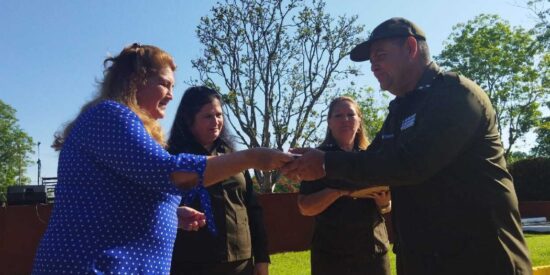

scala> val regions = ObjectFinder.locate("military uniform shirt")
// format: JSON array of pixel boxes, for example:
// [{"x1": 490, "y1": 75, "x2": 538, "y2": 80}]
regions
[
  {"x1": 324, "y1": 63, "x2": 532, "y2": 274},
  {"x1": 170, "y1": 139, "x2": 270, "y2": 268}
]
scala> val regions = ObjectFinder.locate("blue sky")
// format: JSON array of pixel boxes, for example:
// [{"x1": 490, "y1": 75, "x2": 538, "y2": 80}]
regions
[{"x1": 0, "y1": 0, "x2": 539, "y2": 183}]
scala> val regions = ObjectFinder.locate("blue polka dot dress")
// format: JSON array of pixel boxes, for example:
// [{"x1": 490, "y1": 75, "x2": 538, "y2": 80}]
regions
[{"x1": 32, "y1": 100, "x2": 207, "y2": 274}]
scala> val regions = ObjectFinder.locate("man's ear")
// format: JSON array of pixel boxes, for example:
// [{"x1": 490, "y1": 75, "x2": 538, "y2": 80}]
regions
[{"x1": 405, "y1": 36, "x2": 418, "y2": 60}]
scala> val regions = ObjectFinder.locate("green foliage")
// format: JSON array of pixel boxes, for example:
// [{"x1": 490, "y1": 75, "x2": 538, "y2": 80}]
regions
[
  {"x1": 0, "y1": 100, "x2": 34, "y2": 202},
  {"x1": 509, "y1": 157, "x2": 550, "y2": 201},
  {"x1": 532, "y1": 119, "x2": 550, "y2": 157},
  {"x1": 436, "y1": 14, "x2": 548, "y2": 160},
  {"x1": 508, "y1": 151, "x2": 532, "y2": 164},
  {"x1": 271, "y1": 175, "x2": 300, "y2": 193},
  {"x1": 531, "y1": 98, "x2": 550, "y2": 158},
  {"x1": 192, "y1": 0, "x2": 365, "y2": 192},
  {"x1": 526, "y1": 0, "x2": 549, "y2": 50}
]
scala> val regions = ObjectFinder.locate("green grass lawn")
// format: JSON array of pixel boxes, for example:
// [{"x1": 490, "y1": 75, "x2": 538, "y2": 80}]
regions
[
  {"x1": 525, "y1": 233, "x2": 550, "y2": 267},
  {"x1": 269, "y1": 233, "x2": 550, "y2": 275}
]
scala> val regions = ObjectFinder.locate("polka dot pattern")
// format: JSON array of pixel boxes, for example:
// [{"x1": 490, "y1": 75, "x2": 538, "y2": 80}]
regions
[
  {"x1": 32, "y1": 100, "x2": 206, "y2": 274},
  {"x1": 182, "y1": 183, "x2": 216, "y2": 235}
]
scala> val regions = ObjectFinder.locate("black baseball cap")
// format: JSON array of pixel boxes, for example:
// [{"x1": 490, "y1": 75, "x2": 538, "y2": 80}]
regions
[{"x1": 350, "y1": 17, "x2": 426, "y2": 62}]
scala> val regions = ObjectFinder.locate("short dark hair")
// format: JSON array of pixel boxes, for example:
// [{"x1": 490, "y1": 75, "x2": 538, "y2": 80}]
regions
[
  {"x1": 389, "y1": 36, "x2": 430, "y2": 63},
  {"x1": 167, "y1": 86, "x2": 233, "y2": 154},
  {"x1": 417, "y1": 39, "x2": 431, "y2": 62}
]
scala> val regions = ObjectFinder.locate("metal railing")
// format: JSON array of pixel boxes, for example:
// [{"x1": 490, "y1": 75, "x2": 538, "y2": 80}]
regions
[{"x1": 41, "y1": 177, "x2": 57, "y2": 203}]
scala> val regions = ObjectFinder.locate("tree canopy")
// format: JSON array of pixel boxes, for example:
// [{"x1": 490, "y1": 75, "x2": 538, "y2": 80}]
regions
[
  {"x1": 436, "y1": 14, "x2": 549, "y2": 159},
  {"x1": 527, "y1": 0, "x2": 550, "y2": 158},
  {"x1": 531, "y1": 101, "x2": 550, "y2": 157},
  {"x1": 0, "y1": 100, "x2": 34, "y2": 202}
]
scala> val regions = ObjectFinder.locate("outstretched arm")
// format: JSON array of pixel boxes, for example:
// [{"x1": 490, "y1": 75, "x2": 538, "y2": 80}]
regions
[{"x1": 171, "y1": 148, "x2": 293, "y2": 188}]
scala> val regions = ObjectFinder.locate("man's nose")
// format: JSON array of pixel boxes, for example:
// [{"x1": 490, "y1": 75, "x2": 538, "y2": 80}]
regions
[{"x1": 370, "y1": 61, "x2": 378, "y2": 72}]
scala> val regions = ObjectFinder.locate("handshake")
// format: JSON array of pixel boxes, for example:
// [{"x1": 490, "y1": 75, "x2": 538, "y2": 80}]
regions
[
  {"x1": 246, "y1": 147, "x2": 327, "y2": 182},
  {"x1": 177, "y1": 147, "x2": 327, "y2": 231}
]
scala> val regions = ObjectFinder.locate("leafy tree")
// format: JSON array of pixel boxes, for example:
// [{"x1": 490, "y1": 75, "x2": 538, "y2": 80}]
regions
[
  {"x1": 436, "y1": 14, "x2": 548, "y2": 159},
  {"x1": 526, "y1": 0, "x2": 549, "y2": 49},
  {"x1": 0, "y1": 100, "x2": 34, "y2": 202},
  {"x1": 531, "y1": 102, "x2": 550, "y2": 157},
  {"x1": 507, "y1": 151, "x2": 531, "y2": 164},
  {"x1": 192, "y1": 0, "x2": 364, "y2": 192},
  {"x1": 525, "y1": 0, "x2": 550, "y2": 158}
]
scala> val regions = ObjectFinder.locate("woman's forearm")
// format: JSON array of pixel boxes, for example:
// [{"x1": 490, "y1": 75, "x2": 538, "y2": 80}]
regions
[
  {"x1": 297, "y1": 188, "x2": 348, "y2": 216},
  {"x1": 170, "y1": 150, "x2": 253, "y2": 188},
  {"x1": 202, "y1": 150, "x2": 253, "y2": 186},
  {"x1": 171, "y1": 148, "x2": 292, "y2": 189}
]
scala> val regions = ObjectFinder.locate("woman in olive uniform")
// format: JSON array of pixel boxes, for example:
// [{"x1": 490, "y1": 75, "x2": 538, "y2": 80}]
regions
[
  {"x1": 298, "y1": 97, "x2": 391, "y2": 275},
  {"x1": 168, "y1": 86, "x2": 270, "y2": 275}
]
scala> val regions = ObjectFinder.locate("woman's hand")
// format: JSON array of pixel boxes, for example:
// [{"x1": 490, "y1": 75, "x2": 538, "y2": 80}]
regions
[
  {"x1": 250, "y1": 148, "x2": 294, "y2": 171},
  {"x1": 176, "y1": 206, "x2": 206, "y2": 231},
  {"x1": 173, "y1": 148, "x2": 293, "y2": 188}
]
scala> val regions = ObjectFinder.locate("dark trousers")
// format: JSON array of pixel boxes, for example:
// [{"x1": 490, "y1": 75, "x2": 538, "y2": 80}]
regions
[
  {"x1": 311, "y1": 249, "x2": 391, "y2": 275},
  {"x1": 170, "y1": 258, "x2": 253, "y2": 275}
]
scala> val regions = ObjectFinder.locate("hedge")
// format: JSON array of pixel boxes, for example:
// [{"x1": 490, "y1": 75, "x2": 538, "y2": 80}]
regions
[{"x1": 509, "y1": 158, "x2": 550, "y2": 201}]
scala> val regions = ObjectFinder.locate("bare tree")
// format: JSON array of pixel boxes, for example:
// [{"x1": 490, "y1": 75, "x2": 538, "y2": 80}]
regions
[{"x1": 192, "y1": 0, "x2": 364, "y2": 192}]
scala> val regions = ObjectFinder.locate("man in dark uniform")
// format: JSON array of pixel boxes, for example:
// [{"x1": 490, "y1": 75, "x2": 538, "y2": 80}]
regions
[{"x1": 282, "y1": 17, "x2": 533, "y2": 275}]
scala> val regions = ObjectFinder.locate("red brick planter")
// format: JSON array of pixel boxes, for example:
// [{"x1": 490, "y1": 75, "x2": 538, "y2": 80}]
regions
[{"x1": 1, "y1": 196, "x2": 549, "y2": 274}]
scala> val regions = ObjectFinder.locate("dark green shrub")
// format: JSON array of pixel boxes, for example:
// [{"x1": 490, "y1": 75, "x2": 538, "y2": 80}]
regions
[{"x1": 509, "y1": 157, "x2": 550, "y2": 201}]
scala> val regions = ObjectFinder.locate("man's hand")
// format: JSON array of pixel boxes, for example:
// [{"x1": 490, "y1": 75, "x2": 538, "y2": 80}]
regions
[
  {"x1": 176, "y1": 206, "x2": 206, "y2": 231},
  {"x1": 371, "y1": 190, "x2": 391, "y2": 207},
  {"x1": 280, "y1": 148, "x2": 326, "y2": 181}
]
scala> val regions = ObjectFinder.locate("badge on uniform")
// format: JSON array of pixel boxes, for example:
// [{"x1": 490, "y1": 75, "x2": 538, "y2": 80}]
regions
[{"x1": 400, "y1": 114, "x2": 416, "y2": 131}]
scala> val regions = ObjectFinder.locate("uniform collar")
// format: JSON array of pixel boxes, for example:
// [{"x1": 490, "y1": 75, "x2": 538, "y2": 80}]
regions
[
  {"x1": 388, "y1": 62, "x2": 442, "y2": 110},
  {"x1": 182, "y1": 138, "x2": 226, "y2": 156},
  {"x1": 408, "y1": 61, "x2": 441, "y2": 96},
  {"x1": 319, "y1": 143, "x2": 361, "y2": 152}
]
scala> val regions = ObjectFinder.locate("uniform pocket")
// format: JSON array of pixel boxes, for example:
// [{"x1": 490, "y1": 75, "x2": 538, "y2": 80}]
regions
[{"x1": 226, "y1": 207, "x2": 252, "y2": 260}]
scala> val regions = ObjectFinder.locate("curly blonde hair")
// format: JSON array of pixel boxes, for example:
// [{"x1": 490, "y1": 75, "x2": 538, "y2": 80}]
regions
[{"x1": 53, "y1": 43, "x2": 176, "y2": 150}]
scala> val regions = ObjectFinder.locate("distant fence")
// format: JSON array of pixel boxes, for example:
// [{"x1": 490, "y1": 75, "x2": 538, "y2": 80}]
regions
[{"x1": 0, "y1": 193, "x2": 549, "y2": 275}]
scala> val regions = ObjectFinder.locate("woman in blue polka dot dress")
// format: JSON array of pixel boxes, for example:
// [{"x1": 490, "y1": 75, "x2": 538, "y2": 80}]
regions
[{"x1": 32, "y1": 44, "x2": 292, "y2": 274}]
